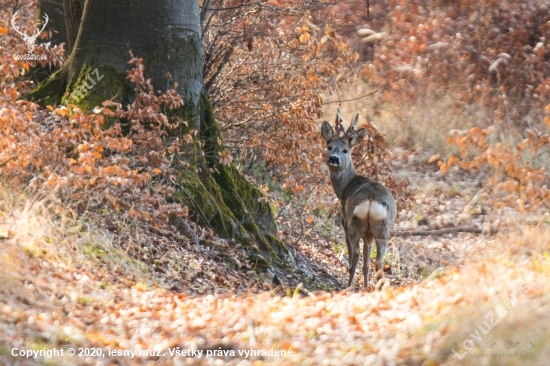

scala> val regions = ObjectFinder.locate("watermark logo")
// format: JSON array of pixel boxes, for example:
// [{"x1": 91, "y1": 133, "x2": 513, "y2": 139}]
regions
[
  {"x1": 450, "y1": 340, "x2": 536, "y2": 361},
  {"x1": 449, "y1": 292, "x2": 537, "y2": 361},
  {"x1": 451, "y1": 292, "x2": 518, "y2": 359},
  {"x1": 505, "y1": 340, "x2": 520, "y2": 349},
  {"x1": 11, "y1": 9, "x2": 48, "y2": 60}
]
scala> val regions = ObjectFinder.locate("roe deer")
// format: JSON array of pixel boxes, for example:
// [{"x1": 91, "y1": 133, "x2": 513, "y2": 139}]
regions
[{"x1": 321, "y1": 110, "x2": 397, "y2": 291}]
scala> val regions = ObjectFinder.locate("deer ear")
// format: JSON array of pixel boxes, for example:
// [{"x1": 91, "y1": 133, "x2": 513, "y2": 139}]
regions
[
  {"x1": 349, "y1": 128, "x2": 367, "y2": 147},
  {"x1": 321, "y1": 121, "x2": 334, "y2": 142}
]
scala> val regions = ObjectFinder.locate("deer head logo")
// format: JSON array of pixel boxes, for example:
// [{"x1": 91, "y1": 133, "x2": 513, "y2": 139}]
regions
[{"x1": 11, "y1": 10, "x2": 49, "y2": 53}]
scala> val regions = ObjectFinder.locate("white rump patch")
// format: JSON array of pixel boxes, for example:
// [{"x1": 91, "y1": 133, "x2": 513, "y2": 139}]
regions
[
  {"x1": 352, "y1": 200, "x2": 370, "y2": 219},
  {"x1": 352, "y1": 200, "x2": 387, "y2": 221},
  {"x1": 369, "y1": 201, "x2": 388, "y2": 221}
]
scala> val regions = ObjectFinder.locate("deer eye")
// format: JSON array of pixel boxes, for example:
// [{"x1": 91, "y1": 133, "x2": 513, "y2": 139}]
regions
[
  {"x1": 327, "y1": 146, "x2": 332, "y2": 151},
  {"x1": 343, "y1": 149, "x2": 348, "y2": 154}
]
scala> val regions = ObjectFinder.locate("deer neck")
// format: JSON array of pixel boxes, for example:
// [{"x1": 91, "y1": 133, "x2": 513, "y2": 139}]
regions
[{"x1": 329, "y1": 166, "x2": 358, "y2": 201}]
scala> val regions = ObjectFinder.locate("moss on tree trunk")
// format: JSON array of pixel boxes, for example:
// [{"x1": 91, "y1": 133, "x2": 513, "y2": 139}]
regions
[
  {"x1": 171, "y1": 92, "x2": 291, "y2": 269},
  {"x1": 26, "y1": 64, "x2": 131, "y2": 110}
]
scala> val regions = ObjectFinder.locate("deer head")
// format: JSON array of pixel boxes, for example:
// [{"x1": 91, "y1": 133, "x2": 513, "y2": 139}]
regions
[
  {"x1": 321, "y1": 110, "x2": 367, "y2": 172},
  {"x1": 11, "y1": 10, "x2": 49, "y2": 53}
]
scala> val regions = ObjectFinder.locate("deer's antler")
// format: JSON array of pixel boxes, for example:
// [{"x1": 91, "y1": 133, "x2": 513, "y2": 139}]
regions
[
  {"x1": 334, "y1": 108, "x2": 344, "y2": 136},
  {"x1": 345, "y1": 112, "x2": 360, "y2": 138}
]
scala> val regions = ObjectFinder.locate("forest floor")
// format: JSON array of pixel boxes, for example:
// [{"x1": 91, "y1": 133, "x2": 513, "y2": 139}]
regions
[{"x1": 1, "y1": 148, "x2": 549, "y2": 366}]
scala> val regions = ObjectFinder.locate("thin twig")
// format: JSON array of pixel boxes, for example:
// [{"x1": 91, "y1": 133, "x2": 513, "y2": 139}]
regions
[{"x1": 0, "y1": 155, "x2": 16, "y2": 167}]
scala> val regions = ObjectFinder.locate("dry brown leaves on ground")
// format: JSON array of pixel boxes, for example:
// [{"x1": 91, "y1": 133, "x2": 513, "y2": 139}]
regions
[{"x1": 1, "y1": 223, "x2": 549, "y2": 365}]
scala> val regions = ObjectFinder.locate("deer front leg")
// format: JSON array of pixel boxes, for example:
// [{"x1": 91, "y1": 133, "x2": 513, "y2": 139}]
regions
[
  {"x1": 362, "y1": 235, "x2": 374, "y2": 290},
  {"x1": 342, "y1": 216, "x2": 351, "y2": 265}
]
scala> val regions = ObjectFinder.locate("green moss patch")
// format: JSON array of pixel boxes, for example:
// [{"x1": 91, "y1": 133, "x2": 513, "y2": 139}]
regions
[
  {"x1": 24, "y1": 67, "x2": 68, "y2": 106},
  {"x1": 62, "y1": 65, "x2": 131, "y2": 111},
  {"x1": 25, "y1": 64, "x2": 131, "y2": 112}
]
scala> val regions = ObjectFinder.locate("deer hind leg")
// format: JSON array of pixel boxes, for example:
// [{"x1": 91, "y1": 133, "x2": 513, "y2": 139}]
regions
[
  {"x1": 346, "y1": 226, "x2": 361, "y2": 291},
  {"x1": 374, "y1": 238, "x2": 388, "y2": 280},
  {"x1": 369, "y1": 208, "x2": 389, "y2": 281},
  {"x1": 362, "y1": 234, "x2": 374, "y2": 290}
]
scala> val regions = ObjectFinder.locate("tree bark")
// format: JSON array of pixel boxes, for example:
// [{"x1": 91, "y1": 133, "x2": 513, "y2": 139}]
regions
[
  {"x1": 36, "y1": 0, "x2": 67, "y2": 47},
  {"x1": 29, "y1": 0, "x2": 203, "y2": 113},
  {"x1": 62, "y1": 0, "x2": 83, "y2": 54},
  {"x1": 67, "y1": 0, "x2": 203, "y2": 101},
  {"x1": 26, "y1": 0, "x2": 291, "y2": 273}
]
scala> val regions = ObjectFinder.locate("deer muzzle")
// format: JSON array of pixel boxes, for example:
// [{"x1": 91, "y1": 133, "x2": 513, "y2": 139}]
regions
[{"x1": 328, "y1": 155, "x2": 340, "y2": 166}]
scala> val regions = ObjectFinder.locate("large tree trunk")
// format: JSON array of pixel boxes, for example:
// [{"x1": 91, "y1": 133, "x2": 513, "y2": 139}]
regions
[
  {"x1": 29, "y1": 0, "x2": 203, "y2": 112},
  {"x1": 27, "y1": 0, "x2": 292, "y2": 274}
]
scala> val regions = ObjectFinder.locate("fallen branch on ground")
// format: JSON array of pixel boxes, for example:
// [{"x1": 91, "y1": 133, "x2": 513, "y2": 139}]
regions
[{"x1": 391, "y1": 226, "x2": 498, "y2": 236}]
